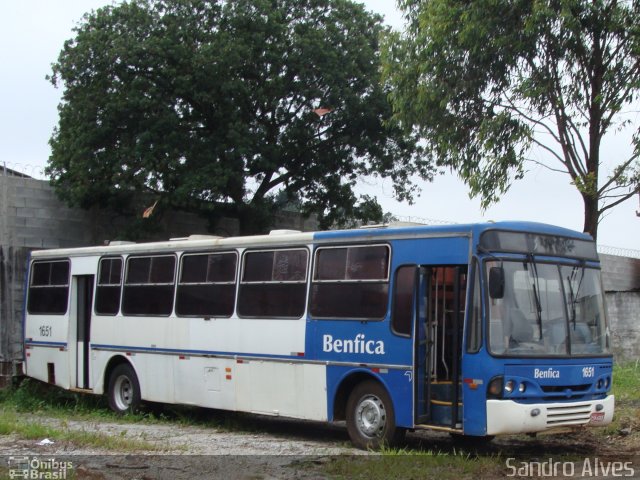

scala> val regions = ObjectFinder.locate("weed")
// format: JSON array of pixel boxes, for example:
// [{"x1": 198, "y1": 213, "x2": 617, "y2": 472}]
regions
[
  {"x1": 612, "y1": 361, "x2": 640, "y2": 402},
  {"x1": 0, "y1": 409, "x2": 160, "y2": 452}
]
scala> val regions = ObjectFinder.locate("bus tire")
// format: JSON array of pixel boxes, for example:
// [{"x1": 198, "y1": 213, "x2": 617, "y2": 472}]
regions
[
  {"x1": 107, "y1": 363, "x2": 141, "y2": 414},
  {"x1": 346, "y1": 380, "x2": 405, "y2": 449}
]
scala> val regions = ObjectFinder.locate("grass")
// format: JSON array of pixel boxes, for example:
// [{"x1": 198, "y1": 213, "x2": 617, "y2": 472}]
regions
[
  {"x1": 0, "y1": 377, "x2": 198, "y2": 424},
  {"x1": 611, "y1": 361, "x2": 640, "y2": 401},
  {"x1": 0, "y1": 409, "x2": 160, "y2": 452},
  {"x1": 0, "y1": 377, "x2": 120, "y2": 418},
  {"x1": 601, "y1": 361, "x2": 640, "y2": 436}
]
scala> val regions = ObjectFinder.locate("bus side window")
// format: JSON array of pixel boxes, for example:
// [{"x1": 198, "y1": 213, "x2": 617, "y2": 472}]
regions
[
  {"x1": 176, "y1": 252, "x2": 237, "y2": 317},
  {"x1": 95, "y1": 257, "x2": 123, "y2": 315},
  {"x1": 122, "y1": 255, "x2": 176, "y2": 316},
  {"x1": 27, "y1": 260, "x2": 70, "y2": 315},
  {"x1": 237, "y1": 249, "x2": 308, "y2": 318},
  {"x1": 310, "y1": 245, "x2": 390, "y2": 320},
  {"x1": 392, "y1": 265, "x2": 416, "y2": 336}
]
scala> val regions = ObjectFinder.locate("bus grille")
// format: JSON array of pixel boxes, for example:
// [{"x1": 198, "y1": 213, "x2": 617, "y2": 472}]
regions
[
  {"x1": 546, "y1": 403, "x2": 592, "y2": 427},
  {"x1": 541, "y1": 384, "x2": 590, "y2": 393}
]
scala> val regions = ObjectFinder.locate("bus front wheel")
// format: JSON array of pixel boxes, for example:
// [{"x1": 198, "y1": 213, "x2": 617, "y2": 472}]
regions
[
  {"x1": 107, "y1": 364, "x2": 141, "y2": 414},
  {"x1": 346, "y1": 380, "x2": 405, "y2": 449}
]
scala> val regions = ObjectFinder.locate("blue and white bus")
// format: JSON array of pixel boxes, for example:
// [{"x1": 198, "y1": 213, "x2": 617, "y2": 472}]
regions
[{"x1": 22, "y1": 221, "x2": 614, "y2": 448}]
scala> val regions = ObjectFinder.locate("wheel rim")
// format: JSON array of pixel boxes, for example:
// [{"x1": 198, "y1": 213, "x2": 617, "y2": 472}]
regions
[
  {"x1": 355, "y1": 394, "x2": 386, "y2": 438},
  {"x1": 113, "y1": 374, "x2": 133, "y2": 411}
]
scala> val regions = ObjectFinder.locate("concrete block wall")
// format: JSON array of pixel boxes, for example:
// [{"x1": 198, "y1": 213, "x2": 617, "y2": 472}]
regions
[
  {"x1": 600, "y1": 254, "x2": 640, "y2": 293},
  {"x1": 600, "y1": 255, "x2": 640, "y2": 360},
  {"x1": 606, "y1": 292, "x2": 640, "y2": 360},
  {"x1": 0, "y1": 175, "x2": 96, "y2": 249}
]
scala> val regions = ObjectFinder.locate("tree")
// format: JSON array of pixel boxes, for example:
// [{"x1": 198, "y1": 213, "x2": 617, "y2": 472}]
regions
[
  {"x1": 48, "y1": 0, "x2": 431, "y2": 234},
  {"x1": 383, "y1": 0, "x2": 640, "y2": 240}
]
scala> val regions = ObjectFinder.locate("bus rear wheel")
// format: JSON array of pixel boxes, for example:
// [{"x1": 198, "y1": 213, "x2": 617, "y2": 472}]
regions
[
  {"x1": 107, "y1": 364, "x2": 141, "y2": 414},
  {"x1": 346, "y1": 380, "x2": 405, "y2": 449}
]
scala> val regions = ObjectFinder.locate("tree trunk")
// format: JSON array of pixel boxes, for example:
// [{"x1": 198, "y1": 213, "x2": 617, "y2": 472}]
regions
[
  {"x1": 237, "y1": 204, "x2": 273, "y2": 236},
  {"x1": 582, "y1": 193, "x2": 600, "y2": 242}
]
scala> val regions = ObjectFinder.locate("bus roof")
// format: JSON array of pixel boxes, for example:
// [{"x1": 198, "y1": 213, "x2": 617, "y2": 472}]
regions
[{"x1": 29, "y1": 221, "x2": 594, "y2": 258}]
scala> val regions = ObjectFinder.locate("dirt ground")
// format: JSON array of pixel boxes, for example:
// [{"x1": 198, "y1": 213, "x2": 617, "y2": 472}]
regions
[{"x1": 0, "y1": 410, "x2": 638, "y2": 479}]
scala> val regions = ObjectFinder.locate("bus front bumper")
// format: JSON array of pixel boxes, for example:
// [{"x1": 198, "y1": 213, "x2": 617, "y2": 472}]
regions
[{"x1": 486, "y1": 395, "x2": 614, "y2": 436}]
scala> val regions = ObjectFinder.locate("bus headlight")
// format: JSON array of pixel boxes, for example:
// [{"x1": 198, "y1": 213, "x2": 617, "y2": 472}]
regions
[
  {"x1": 518, "y1": 382, "x2": 526, "y2": 393},
  {"x1": 505, "y1": 380, "x2": 515, "y2": 394},
  {"x1": 488, "y1": 376, "x2": 504, "y2": 398}
]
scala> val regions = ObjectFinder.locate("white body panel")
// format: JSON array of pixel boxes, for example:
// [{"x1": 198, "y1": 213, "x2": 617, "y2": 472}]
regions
[
  {"x1": 25, "y1": 234, "x2": 328, "y2": 421},
  {"x1": 234, "y1": 361, "x2": 327, "y2": 420},
  {"x1": 486, "y1": 395, "x2": 614, "y2": 435}
]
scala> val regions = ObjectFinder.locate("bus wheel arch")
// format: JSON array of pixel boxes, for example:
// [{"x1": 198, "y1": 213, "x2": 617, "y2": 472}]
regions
[
  {"x1": 333, "y1": 371, "x2": 375, "y2": 421},
  {"x1": 104, "y1": 357, "x2": 141, "y2": 414}
]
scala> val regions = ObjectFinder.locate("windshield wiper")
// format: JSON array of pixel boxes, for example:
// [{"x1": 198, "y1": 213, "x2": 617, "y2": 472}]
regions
[
  {"x1": 526, "y1": 254, "x2": 543, "y2": 339},
  {"x1": 567, "y1": 262, "x2": 586, "y2": 331},
  {"x1": 567, "y1": 277, "x2": 576, "y2": 328}
]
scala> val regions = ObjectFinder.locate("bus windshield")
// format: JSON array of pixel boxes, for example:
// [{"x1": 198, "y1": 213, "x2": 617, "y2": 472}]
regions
[{"x1": 487, "y1": 260, "x2": 609, "y2": 356}]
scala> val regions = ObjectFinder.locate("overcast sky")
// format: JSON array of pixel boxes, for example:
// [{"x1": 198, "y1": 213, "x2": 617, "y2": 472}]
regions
[{"x1": 1, "y1": 0, "x2": 638, "y2": 251}]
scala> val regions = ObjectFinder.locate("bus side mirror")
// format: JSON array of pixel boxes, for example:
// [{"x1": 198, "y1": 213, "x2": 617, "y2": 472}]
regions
[{"x1": 489, "y1": 267, "x2": 505, "y2": 299}]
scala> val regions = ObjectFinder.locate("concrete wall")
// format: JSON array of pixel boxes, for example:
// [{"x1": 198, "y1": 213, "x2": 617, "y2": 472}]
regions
[
  {"x1": 1, "y1": 176, "x2": 98, "y2": 248},
  {"x1": 600, "y1": 254, "x2": 640, "y2": 360},
  {"x1": 600, "y1": 254, "x2": 640, "y2": 293},
  {"x1": 606, "y1": 291, "x2": 640, "y2": 361}
]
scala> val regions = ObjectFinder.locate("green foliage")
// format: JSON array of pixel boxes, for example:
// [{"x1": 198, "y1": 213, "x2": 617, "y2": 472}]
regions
[
  {"x1": 611, "y1": 361, "x2": 640, "y2": 403},
  {"x1": 1, "y1": 378, "x2": 110, "y2": 415},
  {"x1": 47, "y1": 0, "x2": 431, "y2": 234},
  {"x1": 601, "y1": 361, "x2": 640, "y2": 436},
  {"x1": 385, "y1": 0, "x2": 640, "y2": 238}
]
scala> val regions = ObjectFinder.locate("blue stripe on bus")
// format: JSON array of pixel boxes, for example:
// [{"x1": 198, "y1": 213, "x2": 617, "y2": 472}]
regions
[
  {"x1": 91, "y1": 343, "x2": 304, "y2": 360},
  {"x1": 25, "y1": 341, "x2": 68, "y2": 348}
]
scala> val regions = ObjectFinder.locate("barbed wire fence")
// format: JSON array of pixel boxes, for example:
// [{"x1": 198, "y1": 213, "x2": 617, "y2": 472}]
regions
[
  {"x1": 1, "y1": 161, "x2": 48, "y2": 179},
  {"x1": 597, "y1": 245, "x2": 640, "y2": 259}
]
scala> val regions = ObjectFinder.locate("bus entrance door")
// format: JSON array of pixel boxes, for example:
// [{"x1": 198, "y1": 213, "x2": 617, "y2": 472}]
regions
[
  {"x1": 418, "y1": 266, "x2": 466, "y2": 431},
  {"x1": 413, "y1": 266, "x2": 429, "y2": 424},
  {"x1": 72, "y1": 275, "x2": 93, "y2": 390}
]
